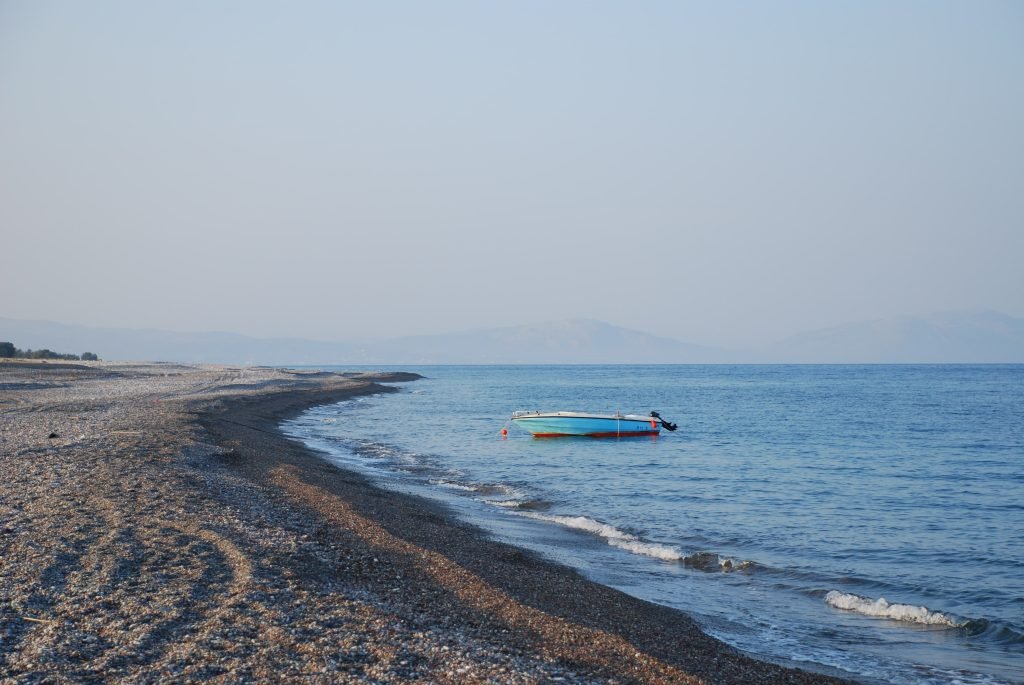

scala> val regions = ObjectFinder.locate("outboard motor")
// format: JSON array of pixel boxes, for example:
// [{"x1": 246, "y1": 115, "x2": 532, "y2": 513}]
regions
[{"x1": 650, "y1": 411, "x2": 677, "y2": 432}]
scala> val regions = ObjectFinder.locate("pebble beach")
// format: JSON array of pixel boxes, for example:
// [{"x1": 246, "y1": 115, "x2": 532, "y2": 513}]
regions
[{"x1": 0, "y1": 360, "x2": 853, "y2": 684}]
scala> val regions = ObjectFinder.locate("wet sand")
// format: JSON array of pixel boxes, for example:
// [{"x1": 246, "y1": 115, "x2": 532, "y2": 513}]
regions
[{"x1": 0, "y1": 360, "x2": 854, "y2": 684}]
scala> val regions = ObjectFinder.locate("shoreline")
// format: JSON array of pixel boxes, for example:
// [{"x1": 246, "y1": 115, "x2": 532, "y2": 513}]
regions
[{"x1": 1, "y1": 361, "x2": 854, "y2": 683}]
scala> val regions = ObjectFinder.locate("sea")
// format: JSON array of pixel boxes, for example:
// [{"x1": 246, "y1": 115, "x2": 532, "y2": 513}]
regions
[{"x1": 281, "y1": 365, "x2": 1024, "y2": 685}]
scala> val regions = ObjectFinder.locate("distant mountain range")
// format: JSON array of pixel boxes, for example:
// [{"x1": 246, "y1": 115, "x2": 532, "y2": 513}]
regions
[
  {"x1": 2, "y1": 311, "x2": 1022, "y2": 365},
  {"x1": 355, "y1": 319, "x2": 727, "y2": 364},
  {"x1": 760, "y1": 310, "x2": 1024, "y2": 363}
]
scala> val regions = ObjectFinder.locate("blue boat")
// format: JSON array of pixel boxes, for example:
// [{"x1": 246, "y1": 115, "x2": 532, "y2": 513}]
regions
[{"x1": 511, "y1": 410, "x2": 677, "y2": 438}]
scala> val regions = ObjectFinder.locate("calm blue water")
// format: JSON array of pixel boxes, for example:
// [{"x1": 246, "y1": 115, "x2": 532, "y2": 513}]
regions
[{"x1": 282, "y1": 365, "x2": 1024, "y2": 684}]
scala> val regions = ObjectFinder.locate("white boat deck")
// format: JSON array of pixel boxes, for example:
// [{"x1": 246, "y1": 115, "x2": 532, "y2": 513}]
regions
[{"x1": 512, "y1": 410, "x2": 653, "y2": 421}]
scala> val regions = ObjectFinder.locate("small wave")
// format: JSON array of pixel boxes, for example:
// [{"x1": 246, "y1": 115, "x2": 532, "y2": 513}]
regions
[
  {"x1": 607, "y1": 536, "x2": 686, "y2": 562},
  {"x1": 431, "y1": 479, "x2": 478, "y2": 492},
  {"x1": 351, "y1": 442, "x2": 401, "y2": 459},
  {"x1": 520, "y1": 513, "x2": 749, "y2": 570},
  {"x1": 680, "y1": 551, "x2": 755, "y2": 572},
  {"x1": 430, "y1": 479, "x2": 530, "y2": 502},
  {"x1": 491, "y1": 498, "x2": 552, "y2": 511},
  {"x1": 960, "y1": 619, "x2": 1024, "y2": 646},
  {"x1": 522, "y1": 513, "x2": 637, "y2": 541},
  {"x1": 824, "y1": 591, "x2": 964, "y2": 627},
  {"x1": 473, "y1": 483, "x2": 516, "y2": 496}
]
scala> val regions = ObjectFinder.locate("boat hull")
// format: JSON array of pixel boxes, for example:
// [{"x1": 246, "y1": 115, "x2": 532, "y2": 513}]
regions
[{"x1": 511, "y1": 412, "x2": 662, "y2": 438}]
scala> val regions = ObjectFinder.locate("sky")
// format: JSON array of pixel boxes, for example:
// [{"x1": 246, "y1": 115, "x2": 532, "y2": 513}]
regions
[{"x1": 2, "y1": 1, "x2": 1022, "y2": 347}]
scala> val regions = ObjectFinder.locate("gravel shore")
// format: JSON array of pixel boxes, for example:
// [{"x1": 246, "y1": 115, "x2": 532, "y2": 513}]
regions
[{"x1": 0, "y1": 360, "x2": 854, "y2": 684}]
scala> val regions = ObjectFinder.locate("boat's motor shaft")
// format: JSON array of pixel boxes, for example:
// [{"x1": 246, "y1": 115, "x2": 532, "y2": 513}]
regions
[{"x1": 650, "y1": 411, "x2": 678, "y2": 432}]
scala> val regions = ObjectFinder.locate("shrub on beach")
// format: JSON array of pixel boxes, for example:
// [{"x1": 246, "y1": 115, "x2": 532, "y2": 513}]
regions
[{"x1": 0, "y1": 343, "x2": 99, "y2": 361}]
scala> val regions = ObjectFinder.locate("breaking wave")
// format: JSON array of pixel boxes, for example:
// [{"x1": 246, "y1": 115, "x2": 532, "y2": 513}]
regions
[
  {"x1": 520, "y1": 513, "x2": 748, "y2": 569},
  {"x1": 490, "y1": 498, "x2": 552, "y2": 511},
  {"x1": 431, "y1": 479, "x2": 479, "y2": 492},
  {"x1": 824, "y1": 591, "x2": 964, "y2": 627},
  {"x1": 431, "y1": 478, "x2": 526, "y2": 498}
]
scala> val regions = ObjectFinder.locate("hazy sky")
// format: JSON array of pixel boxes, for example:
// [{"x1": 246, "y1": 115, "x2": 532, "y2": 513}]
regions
[{"x1": 2, "y1": 1, "x2": 1022, "y2": 347}]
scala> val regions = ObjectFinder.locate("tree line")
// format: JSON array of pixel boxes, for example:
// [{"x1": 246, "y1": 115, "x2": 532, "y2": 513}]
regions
[{"x1": 0, "y1": 342, "x2": 99, "y2": 361}]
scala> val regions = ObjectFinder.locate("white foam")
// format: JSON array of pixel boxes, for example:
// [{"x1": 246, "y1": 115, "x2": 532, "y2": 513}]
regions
[
  {"x1": 431, "y1": 479, "x2": 478, "y2": 492},
  {"x1": 523, "y1": 513, "x2": 634, "y2": 540},
  {"x1": 824, "y1": 591, "x2": 963, "y2": 627},
  {"x1": 520, "y1": 513, "x2": 687, "y2": 561},
  {"x1": 479, "y1": 484, "x2": 527, "y2": 499},
  {"x1": 430, "y1": 479, "x2": 527, "y2": 502},
  {"x1": 608, "y1": 537, "x2": 685, "y2": 561}
]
